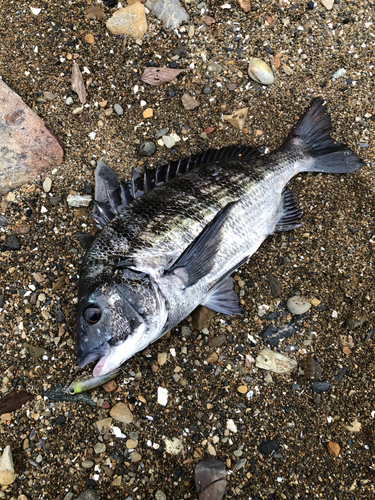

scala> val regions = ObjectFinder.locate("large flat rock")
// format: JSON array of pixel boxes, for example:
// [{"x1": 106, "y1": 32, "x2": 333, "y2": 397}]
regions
[{"x1": 0, "y1": 80, "x2": 63, "y2": 194}]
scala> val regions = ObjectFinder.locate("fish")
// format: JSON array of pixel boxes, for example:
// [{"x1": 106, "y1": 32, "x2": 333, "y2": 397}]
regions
[
  {"x1": 65, "y1": 367, "x2": 122, "y2": 394},
  {"x1": 76, "y1": 97, "x2": 363, "y2": 377}
]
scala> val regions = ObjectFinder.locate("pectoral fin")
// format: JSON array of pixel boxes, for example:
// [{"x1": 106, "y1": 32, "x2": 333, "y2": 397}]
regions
[{"x1": 165, "y1": 201, "x2": 239, "y2": 288}]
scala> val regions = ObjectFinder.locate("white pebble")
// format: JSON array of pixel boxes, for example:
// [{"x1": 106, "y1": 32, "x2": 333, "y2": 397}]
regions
[{"x1": 157, "y1": 387, "x2": 168, "y2": 406}]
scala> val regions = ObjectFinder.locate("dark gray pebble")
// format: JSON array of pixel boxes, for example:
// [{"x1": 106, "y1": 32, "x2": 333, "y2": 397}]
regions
[
  {"x1": 74, "y1": 489, "x2": 99, "y2": 500},
  {"x1": 138, "y1": 141, "x2": 156, "y2": 157},
  {"x1": 262, "y1": 323, "x2": 295, "y2": 346},
  {"x1": 1, "y1": 234, "x2": 20, "y2": 251},
  {"x1": 95, "y1": 161, "x2": 118, "y2": 204},
  {"x1": 346, "y1": 315, "x2": 366, "y2": 330},
  {"x1": 49, "y1": 196, "x2": 61, "y2": 207},
  {"x1": 358, "y1": 143, "x2": 369, "y2": 148},
  {"x1": 0, "y1": 294, "x2": 4, "y2": 308},
  {"x1": 267, "y1": 272, "x2": 281, "y2": 297},
  {"x1": 292, "y1": 382, "x2": 300, "y2": 390},
  {"x1": 365, "y1": 328, "x2": 375, "y2": 341},
  {"x1": 312, "y1": 381, "x2": 330, "y2": 393},
  {"x1": 333, "y1": 367, "x2": 347, "y2": 382},
  {"x1": 195, "y1": 458, "x2": 227, "y2": 500},
  {"x1": 259, "y1": 439, "x2": 279, "y2": 455},
  {"x1": 202, "y1": 86, "x2": 211, "y2": 94},
  {"x1": 171, "y1": 46, "x2": 188, "y2": 57},
  {"x1": 0, "y1": 214, "x2": 9, "y2": 226},
  {"x1": 82, "y1": 181, "x2": 93, "y2": 195}
]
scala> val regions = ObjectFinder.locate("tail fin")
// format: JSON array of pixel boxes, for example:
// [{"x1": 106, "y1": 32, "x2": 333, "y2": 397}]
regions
[{"x1": 283, "y1": 97, "x2": 364, "y2": 174}]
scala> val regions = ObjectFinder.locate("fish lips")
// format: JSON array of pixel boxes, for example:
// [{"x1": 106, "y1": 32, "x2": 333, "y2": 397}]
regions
[{"x1": 77, "y1": 340, "x2": 110, "y2": 369}]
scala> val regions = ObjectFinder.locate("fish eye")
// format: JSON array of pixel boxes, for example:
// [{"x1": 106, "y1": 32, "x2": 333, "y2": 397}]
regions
[
  {"x1": 68, "y1": 388, "x2": 75, "y2": 395},
  {"x1": 83, "y1": 305, "x2": 101, "y2": 325}
]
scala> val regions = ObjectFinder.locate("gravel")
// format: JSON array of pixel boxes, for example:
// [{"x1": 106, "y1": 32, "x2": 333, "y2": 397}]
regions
[{"x1": 0, "y1": 1, "x2": 374, "y2": 499}]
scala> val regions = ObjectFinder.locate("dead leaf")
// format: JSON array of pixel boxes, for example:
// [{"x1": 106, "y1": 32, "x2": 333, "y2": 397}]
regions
[
  {"x1": 344, "y1": 419, "x2": 362, "y2": 432},
  {"x1": 223, "y1": 107, "x2": 248, "y2": 130},
  {"x1": 141, "y1": 67, "x2": 187, "y2": 86},
  {"x1": 238, "y1": 0, "x2": 251, "y2": 12},
  {"x1": 71, "y1": 63, "x2": 87, "y2": 104},
  {"x1": 0, "y1": 391, "x2": 32, "y2": 416}
]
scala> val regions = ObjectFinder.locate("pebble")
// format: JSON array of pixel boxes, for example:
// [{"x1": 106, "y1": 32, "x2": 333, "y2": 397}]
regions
[
  {"x1": 226, "y1": 419, "x2": 237, "y2": 433},
  {"x1": 138, "y1": 141, "x2": 156, "y2": 157},
  {"x1": 75, "y1": 489, "x2": 99, "y2": 500},
  {"x1": 157, "y1": 352, "x2": 167, "y2": 365},
  {"x1": 267, "y1": 272, "x2": 281, "y2": 296},
  {"x1": 223, "y1": 107, "x2": 248, "y2": 130},
  {"x1": 84, "y1": 33, "x2": 95, "y2": 44},
  {"x1": 259, "y1": 439, "x2": 279, "y2": 455},
  {"x1": 202, "y1": 86, "x2": 211, "y2": 94},
  {"x1": 207, "y1": 443, "x2": 216, "y2": 456},
  {"x1": 82, "y1": 460, "x2": 94, "y2": 469},
  {"x1": 333, "y1": 367, "x2": 347, "y2": 382},
  {"x1": 0, "y1": 445, "x2": 15, "y2": 485},
  {"x1": 264, "y1": 373, "x2": 273, "y2": 384},
  {"x1": 287, "y1": 296, "x2": 311, "y2": 315},
  {"x1": 206, "y1": 352, "x2": 219, "y2": 364},
  {"x1": 332, "y1": 68, "x2": 346, "y2": 81},
  {"x1": 209, "y1": 334, "x2": 226, "y2": 347},
  {"x1": 346, "y1": 315, "x2": 366, "y2": 330},
  {"x1": 326, "y1": 441, "x2": 340, "y2": 457},
  {"x1": 155, "y1": 491, "x2": 166, "y2": 500},
  {"x1": 262, "y1": 323, "x2": 295, "y2": 346},
  {"x1": 192, "y1": 306, "x2": 216, "y2": 330},
  {"x1": 162, "y1": 135, "x2": 176, "y2": 149},
  {"x1": 142, "y1": 108, "x2": 153, "y2": 118},
  {"x1": 165, "y1": 437, "x2": 183, "y2": 455},
  {"x1": 126, "y1": 439, "x2": 138, "y2": 449},
  {"x1": 155, "y1": 127, "x2": 169, "y2": 140},
  {"x1": 66, "y1": 194, "x2": 92, "y2": 207},
  {"x1": 248, "y1": 58, "x2": 274, "y2": 85},
  {"x1": 195, "y1": 458, "x2": 227, "y2": 500},
  {"x1": 0, "y1": 215, "x2": 9, "y2": 226},
  {"x1": 43, "y1": 177, "x2": 52, "y2": 192},
  {"x1": 1, "y1": 235, "x2": 20, "y2": 251},
  {"x1": 129, "y1": 451, "x2": 142, "y2": 462},
  {"x1": 157, "y1": 386, "x2": 168, "y2": 406},
  {"x1": 237, "y1": 385, "x2": 247, "y2": 394},
  {"x1": 94, "y1": 442, "x2": 106, "y2": 454},
  {"x1": 110, "y1": 402, "x2": 133, "y2": 424},
  {"x1": 256, "y1": 349, "x2": 297, "y2": 374},
  {"x1": 321, "y1": 0, "x2": 334, "y2": 11},
  {"x1": 181, "y1": 94, "x2": 200, "y2": 110},
  {"x1": 106, "y1": 3, "x2": 147, "y2": 37},
  {"x1": 207, "y1": 62, "x2": 222, "y2": 74},
  {"x1": 312, "y1": 381, "x2": 330, "y2": 393},
  {"x1": 102, "y1": 380, "x2": 117, "y2": 392},
  {"x1": 114, "y1": 104, "x2": 123, "y2": 116},
  {"x1": 302, "y1": 356, "x2": 323, "y2": 381},
  {"x1": 65, "y1": 97, "x2": 73, "y2": 105}
]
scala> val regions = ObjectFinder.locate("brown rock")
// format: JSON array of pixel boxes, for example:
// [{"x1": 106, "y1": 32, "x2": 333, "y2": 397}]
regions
[
  {"x1": 206, "y1": 352, "x2": 219, "y2": 364},
  {"x1": 201, "y1": 15, "x2": 215, "y2": 25},
  {"x1": 181, "y1": 93, "x2": 200, "y2": 110},
  {"x1": 326, "y1": 441, "x2": 340, "y2": 456},
  {"x1": 102, "y1": 380, "x2": 117, "y2": 392},
  {"x1": 192, "y1": 306, "x2": 216, "y2": 330},
  {"x1": 110, "y1": 402, "x2": 133, "y2": 424},
  {"x1": 84, "y1": 33, "x2": 95, "y2": 44},
  {"x1": 238, "y1": 0, "x2": 251, "y2": 12},
  {"x1": 106, "y1": 4, "x2": 147, "y2": 38},
  {"x1": 0, "y1": 80, "x2": 63, "y2": 195},
  {"x1": 223, "y1": 108, "x2": 248, "y2": 130}
]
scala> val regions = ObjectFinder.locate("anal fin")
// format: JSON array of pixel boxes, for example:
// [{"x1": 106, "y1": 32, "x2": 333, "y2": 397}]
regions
[
  {"x1": 274, "y1": 189, "x2": 303, "y2": 232},
  {"x1": 201, "y1": 276, "x2": 243, "y2": 315}
]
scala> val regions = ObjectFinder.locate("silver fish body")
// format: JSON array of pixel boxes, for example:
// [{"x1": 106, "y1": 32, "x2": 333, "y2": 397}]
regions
[{"x1": 77, "y1": 98, "x2": 363, "y2": 376}]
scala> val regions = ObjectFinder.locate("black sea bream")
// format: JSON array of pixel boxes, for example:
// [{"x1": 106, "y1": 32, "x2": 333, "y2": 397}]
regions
[{"x1": 76, "y1": 98, "x2": 363, "y2": 376}]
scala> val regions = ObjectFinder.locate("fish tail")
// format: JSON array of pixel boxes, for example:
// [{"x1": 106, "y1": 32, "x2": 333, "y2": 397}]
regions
[{"x1": 284, "y1": 97, "x2": 364, "y2": 173}]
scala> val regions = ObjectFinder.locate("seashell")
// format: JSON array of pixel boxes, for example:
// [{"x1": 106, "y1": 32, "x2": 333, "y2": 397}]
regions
[{"x1": 248, "y1": 58, "x2": 274, "y2": 85}]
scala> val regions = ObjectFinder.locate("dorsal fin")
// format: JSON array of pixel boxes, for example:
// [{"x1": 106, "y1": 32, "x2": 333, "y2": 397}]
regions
[{"x1": 93, "y1": 145, "x2": 260, "y2": 230}]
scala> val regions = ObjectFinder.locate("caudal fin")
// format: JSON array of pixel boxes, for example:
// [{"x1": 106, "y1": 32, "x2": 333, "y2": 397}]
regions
[{"x1": 284, "y1": 97, "x2": 364, "y2": 174}]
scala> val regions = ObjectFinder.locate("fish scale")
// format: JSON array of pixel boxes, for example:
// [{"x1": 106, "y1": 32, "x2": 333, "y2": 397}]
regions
[{"x1": 76, "y1": 98, "x2": 363, "y2": 377}]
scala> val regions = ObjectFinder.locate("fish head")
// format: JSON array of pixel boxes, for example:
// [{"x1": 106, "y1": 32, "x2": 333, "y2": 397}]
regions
[{"x1": 77, "y1": 273, "x2": 167, "y2": 376}]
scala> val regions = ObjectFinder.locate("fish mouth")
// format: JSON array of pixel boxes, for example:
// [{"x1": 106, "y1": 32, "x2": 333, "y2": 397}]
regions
[
  {"x1": 92, "y1": 355, "x2": 111, "y2": 377},
  {"x1": 77, "y1": 341, "x2": 110, "y2": 369}
]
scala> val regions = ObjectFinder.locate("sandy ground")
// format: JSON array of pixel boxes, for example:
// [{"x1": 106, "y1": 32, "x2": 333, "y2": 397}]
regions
[{"x1": 0, "y1": 1, "x2": 374, "y2": 499}]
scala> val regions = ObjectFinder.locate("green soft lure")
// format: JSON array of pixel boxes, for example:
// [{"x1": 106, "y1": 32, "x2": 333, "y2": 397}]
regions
[{"x1": 66, "y1": 367, "x2": 122, "y2": 394}]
